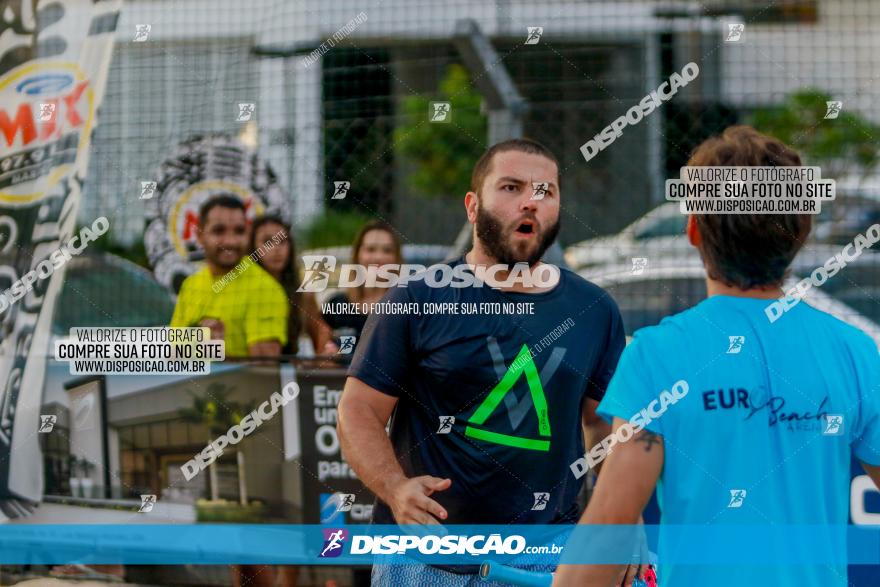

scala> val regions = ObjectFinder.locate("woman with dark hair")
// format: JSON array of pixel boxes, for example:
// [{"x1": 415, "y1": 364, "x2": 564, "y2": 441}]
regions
[
  {"x1": 250, "y1": 215, "x2": 336, "y2": 355},
  {"x1": 235, "y1": 217, "x2": 343, "y2": 587},
  {"x1": 323, "y1": 220, "x2": 404, "y2": 339}
]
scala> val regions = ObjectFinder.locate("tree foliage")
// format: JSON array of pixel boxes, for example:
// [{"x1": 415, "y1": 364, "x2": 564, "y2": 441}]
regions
[
  {"x1": 749, "y1": 89, "x2": 880, "y2": 180},
  {"x1": 178, "y1": 382, "x2": 254, "y2": 436},
  {"x1": 394, "y1": 64, "x2": 487, "y2": 198},
  {"x1": 300, "y1": 208, "x2": 371, "y2": 249}
]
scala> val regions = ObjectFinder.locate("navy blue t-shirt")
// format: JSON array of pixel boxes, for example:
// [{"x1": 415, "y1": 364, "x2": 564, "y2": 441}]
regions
[{"x1": 348, "y1": 258, "x2": 625, "y2": 525}]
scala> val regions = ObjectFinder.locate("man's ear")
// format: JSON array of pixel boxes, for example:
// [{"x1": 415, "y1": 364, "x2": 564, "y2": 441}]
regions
[
  {"x1": 465, "y1": 191, "x2": 478, "y2": 224},
  {"x1": 195, "y1": 224, "x2": 205, "y2": 248},
  {"x1": 686, "y1": 215, "x2": 701, "y2": 247}
]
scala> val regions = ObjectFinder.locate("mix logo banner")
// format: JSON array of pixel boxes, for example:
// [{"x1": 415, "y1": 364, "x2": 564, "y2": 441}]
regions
[
  {"x1": 0, "y1": 0, "x2": 120, "y2": 510},
  {"x1": 142, "y1": 134, "x2": 290, "y2": 293}
]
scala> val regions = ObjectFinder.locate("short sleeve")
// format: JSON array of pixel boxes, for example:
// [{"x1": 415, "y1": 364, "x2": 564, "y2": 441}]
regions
[
  {"x1": 244, "y1": 278, "x2": 289, "y2": 347},
  {"x1": 851, "y1": 337, "x2": 880, "y2": 465},
  {"x1": 348, "y1": 287, "x2": 415, "y2": 398},
  {"x1": 597, "y1": 334, "x2": 664, "y2": 435},
  {"x1": 585, "y1": 298, "x2": 626, "y2": 401},
  {"x1": 170, "y1": 278, "x2": 195, "y2": 327}
]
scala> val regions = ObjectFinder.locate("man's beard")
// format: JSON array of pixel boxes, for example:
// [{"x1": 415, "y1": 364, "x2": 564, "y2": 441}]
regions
[
  {"x1": 207, "y1": 246, "x2": 244, "y2": 271},
  {"x1": 475, "y1": 205, "x2": 560, "y2": 267}
]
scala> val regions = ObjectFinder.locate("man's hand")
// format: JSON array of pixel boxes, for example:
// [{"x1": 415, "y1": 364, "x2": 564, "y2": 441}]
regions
[
  {"x1": 198, "y1": 318, "x2": 225, "y2": 341},
  {"x1": 620, "y1": 565, "x2": 639, "y2": 587},
  {"x1": 619, "y1": 561, "x2": 650, "y2": 587},
  {"x1": 388, "y1": 475, "x2": 451, "y2": 525},
  {"x1": 248, "y1": 339, "x2": 281, "y2": 357},
  {"x1": 618, "y1": 515, "x2": 652, "y2": 587}
]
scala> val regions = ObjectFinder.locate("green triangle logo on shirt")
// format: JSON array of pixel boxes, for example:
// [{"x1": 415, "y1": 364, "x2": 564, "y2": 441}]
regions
[{"x1": 465, "y1": 344, "x2": 551, "y2": 451}]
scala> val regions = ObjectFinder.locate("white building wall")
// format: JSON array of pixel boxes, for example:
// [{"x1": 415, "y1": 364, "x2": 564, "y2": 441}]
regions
[
  {"x1": 82, "y1": 0, "x2": 880, "y2": 241},
  {"x1": 721, "y1": 0, "x2": 880, "y2": 122}
]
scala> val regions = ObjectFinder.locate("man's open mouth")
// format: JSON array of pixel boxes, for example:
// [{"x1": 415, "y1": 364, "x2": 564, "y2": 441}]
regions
[{"x1": 515, "y1": 220, "x2": 536, "y2": 235}]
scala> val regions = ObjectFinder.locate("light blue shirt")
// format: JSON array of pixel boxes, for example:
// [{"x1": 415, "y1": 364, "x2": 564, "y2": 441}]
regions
[{"x1": 598, "y1": 295, "x2": 880, "y2": 587}]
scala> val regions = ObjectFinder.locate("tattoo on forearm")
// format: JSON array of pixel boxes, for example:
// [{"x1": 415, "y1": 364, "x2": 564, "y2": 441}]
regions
[{"x1": 635, "y1": 430, "x2": 662, "y2": 452}]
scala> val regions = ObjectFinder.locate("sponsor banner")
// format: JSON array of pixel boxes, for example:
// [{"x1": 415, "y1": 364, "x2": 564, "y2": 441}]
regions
[
  {"x1": 143, "y1": 134, "x2": 290, "y2": 293},
  {"x1": 0, "y1": 525, "x2": 878, "y2": 565},
  {"x1": 0, "y1": 216, "x2": 109, "y2": 316},
  {"x1": 295, "y1": 369, "x2": 375, "y2": 524},
  {"x1": 0, "y1": 0, "x2": 121, "y2": 506}
]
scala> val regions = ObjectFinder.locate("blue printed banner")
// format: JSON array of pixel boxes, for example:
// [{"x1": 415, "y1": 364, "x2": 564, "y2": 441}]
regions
[{"x1": 1, "y1": 525, "x2": 880, "y2": 566}]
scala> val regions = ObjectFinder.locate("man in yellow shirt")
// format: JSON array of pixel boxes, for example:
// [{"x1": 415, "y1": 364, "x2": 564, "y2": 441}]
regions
[{"x1": 170, "y1": 194, "x2": 288, "y2": 358}]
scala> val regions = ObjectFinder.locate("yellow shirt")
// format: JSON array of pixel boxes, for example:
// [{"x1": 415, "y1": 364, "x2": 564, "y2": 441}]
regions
[{"x1": 170, "y1": 258, "x2": 288, "y2": 357}]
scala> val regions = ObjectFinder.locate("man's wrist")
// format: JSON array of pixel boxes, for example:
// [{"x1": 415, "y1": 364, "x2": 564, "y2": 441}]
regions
[{"x1": 377, "y1": 471, "x2": 407, "y2": 504}]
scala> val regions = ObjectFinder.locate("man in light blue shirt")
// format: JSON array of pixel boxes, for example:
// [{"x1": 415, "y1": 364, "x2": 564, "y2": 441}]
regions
[{"x1": 555, "y1": 125, "x2": 880, "y2": 587}]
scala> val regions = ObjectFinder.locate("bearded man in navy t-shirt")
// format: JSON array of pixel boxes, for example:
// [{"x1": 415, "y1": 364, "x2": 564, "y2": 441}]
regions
[{"x1": 337, "y1": 138, "x2": 626, "y2": 585}]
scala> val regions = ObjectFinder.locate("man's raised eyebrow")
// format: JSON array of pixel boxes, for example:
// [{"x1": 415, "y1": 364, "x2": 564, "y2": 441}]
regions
[{"x1": 495, "y1": 176, "x2": 527, "y2": 185}]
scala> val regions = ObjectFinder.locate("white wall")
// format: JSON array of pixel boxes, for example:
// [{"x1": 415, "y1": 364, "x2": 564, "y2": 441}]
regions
[{"x1": 722, "y1": 0, "x2": 880, "y2": 123}]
